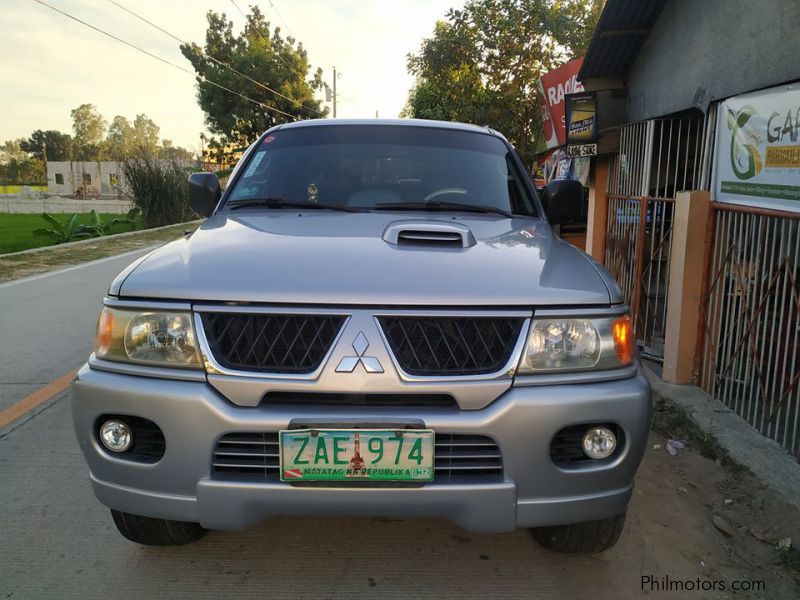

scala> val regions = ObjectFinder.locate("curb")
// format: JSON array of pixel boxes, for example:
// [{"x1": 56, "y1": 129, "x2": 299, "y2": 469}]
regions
[
  {"x1": 644, "y1": 366, "x2": 800, "y2": 513},
  {"x1": 1, "y1": 219, "x2": 202, "y2": 258}
]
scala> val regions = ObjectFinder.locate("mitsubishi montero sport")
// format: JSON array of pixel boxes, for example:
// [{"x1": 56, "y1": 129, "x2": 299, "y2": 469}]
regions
[{"x1": 72, "y1": 119, "x2": 651, "y2": 553}]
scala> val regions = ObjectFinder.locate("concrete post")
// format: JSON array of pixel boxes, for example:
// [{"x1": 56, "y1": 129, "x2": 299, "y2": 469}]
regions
[
  {"x1": 585, "y1": 156, "x2": 609, "y2": 262},
  {"x1": 662, "y1": 190, "x2": 711, "y2": 384}
]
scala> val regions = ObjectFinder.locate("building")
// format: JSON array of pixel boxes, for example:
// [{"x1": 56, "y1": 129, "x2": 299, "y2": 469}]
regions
[
  {"x1": 46, "y1": 161, "x2": 125, "y2": 197},
  {"x1": 575, "y1": 0, "x2": 800, "y2": 459}
]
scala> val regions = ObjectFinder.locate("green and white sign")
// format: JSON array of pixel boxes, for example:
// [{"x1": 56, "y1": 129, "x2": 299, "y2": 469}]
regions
[
  {"x1": 714, "y1": 83, "x2": 800, "y2": 213},
  {"x1": 280, "y1": 429, "x2": 435, "y2": 482}
]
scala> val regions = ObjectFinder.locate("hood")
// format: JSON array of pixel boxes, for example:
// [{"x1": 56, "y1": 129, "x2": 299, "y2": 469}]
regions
[{"x1": 113, "y1": 212, "x2": 614, "y2": 306}]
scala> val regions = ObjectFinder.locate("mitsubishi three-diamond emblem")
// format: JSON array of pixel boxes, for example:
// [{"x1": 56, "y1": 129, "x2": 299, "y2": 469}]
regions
[{"x1": 335, "y1": 331, "x2": 384, "y2": 373}]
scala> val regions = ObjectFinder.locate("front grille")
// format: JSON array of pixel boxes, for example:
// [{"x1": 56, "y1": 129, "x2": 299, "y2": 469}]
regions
[
  {"x1": 201, "y1": 312, "x2": 345, "y2": 373},
  {"x1": 378, "y1": 316, "x2": 524, "y2": 376},
  {"x1": 434, "y1": 434, "x2": 503, "y2": 481},
  {"x1": 212, "y1": 432, "x2": 280, "y2": 477},
  {"x1": 212, "y1": 432, "x2": 503, "y2": 482}
]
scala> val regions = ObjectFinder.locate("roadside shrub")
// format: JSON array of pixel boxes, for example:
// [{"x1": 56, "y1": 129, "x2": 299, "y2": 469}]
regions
[{"x1": 122, "y1": 157, "x2": 194, "y2": 228}]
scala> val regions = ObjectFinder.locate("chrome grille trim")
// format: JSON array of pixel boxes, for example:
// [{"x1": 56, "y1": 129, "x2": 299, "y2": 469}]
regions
[
  {"x1": 200, "y1": 312, "x2": 346, "y2": 374},
  {"x1": 193, "y1": 307, "x2": 530, "y2": 382},
  {"x1": 376, "y1": 316, "x2": 525, "y2": 376},
  {"x1": 375, "y1": 315, "x2": 530, "y2": 381},
  {"x1": 194, "y1": 312, "x2": 350, "y2": 380}
]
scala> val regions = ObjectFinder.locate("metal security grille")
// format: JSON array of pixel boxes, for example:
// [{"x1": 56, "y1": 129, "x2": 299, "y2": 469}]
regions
[
  {"x1": 211, "y1": 432, "x2": 503, "y2": 481},
  {"x1": 201, "y1": 313, "x2": 345, "y2": 373},
  {"x1": 604, "y1": 113, "x2": 712, "y2": 360},
  {"x1": 605, "y1": 195, "x2": 675, "y2": 359},
  {"x1": 378, "y1": 316, "x2": 524, "y2": 376},
  {"x1": 698, "y1": 205, "x2": 800, "y2": 460}
]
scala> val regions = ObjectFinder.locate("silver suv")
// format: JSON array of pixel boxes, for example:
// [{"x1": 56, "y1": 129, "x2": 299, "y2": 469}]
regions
[{"x1": 72, "y1": 119, "x2": 651, "y2": 553}]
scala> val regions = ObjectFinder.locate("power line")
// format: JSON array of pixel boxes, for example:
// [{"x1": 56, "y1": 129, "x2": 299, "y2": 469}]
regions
[
  {"x1": 30, "y1": 0, "x2": 297, "y2": 120},
  {"x1": 107, "y1": 0, "x2": 323, "y2": 117},
  {"x1": 243, "y1": 0, "x2": 370, "y2": 114}
]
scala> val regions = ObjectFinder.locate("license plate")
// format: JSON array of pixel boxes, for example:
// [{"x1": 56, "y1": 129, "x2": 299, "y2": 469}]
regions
[{"x1": 279, "y1": 429, "x2": 435, "y2": 482}]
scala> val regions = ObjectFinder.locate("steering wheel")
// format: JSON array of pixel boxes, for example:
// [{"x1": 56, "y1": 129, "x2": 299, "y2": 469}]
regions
[{"x1": 423, "y1": 187, "x2": 469, "y2": 202}]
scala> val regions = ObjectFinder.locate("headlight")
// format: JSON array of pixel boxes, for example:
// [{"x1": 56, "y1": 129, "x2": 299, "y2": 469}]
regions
[
  {"x1": 94, "y1": 307, "x2": 202, "y2": 368},
  {"x1": 517, "y1": 315, "x2": 633, "y2": 374}
]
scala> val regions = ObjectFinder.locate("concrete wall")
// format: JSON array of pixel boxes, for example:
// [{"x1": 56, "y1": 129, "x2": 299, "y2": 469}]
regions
[
  {"x1": 627, "y1": 0, "x2": 800, "y2": 122},
  {"x1": 0, "y1": 197, "x2": 133, "y2": 214},
  {"x1": 46, "y1": 162, "x2": 125, "y2": 197}
]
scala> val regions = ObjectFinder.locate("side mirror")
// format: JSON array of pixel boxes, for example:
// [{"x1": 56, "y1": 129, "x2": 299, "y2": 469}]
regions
[
  {"x1": 541, "y1": 179, "x2": 583, "y2": 225},
  {"x1": 188, "y1": 172, "x2": 221, "y2": 217}
]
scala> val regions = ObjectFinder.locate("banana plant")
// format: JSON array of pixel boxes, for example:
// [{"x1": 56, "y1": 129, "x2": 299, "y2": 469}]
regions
[
  {"x1": 33, "y1": 212, "x2": 93, "y2": 244},
  {"x1": 33, "y1": 208, "x2": 142, "y2": 244},
  {"x1": 78, "y1": 208, "x2": 141, "y2": 237}
]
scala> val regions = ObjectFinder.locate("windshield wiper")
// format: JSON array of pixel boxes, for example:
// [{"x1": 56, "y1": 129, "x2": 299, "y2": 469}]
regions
[
  {"x1": 227, "y1": 197, "x2": 359, "y2": 213},
  {"x1": 374, "y1": 201, "x2": 514, "y2": 218}
]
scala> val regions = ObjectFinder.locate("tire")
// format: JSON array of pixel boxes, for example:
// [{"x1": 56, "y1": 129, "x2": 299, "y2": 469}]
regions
[
  {"x1": 531, "y1": 510, "x2": 627, "y2": 553},
  {"x1": 111, "y1": 510, "x2": 207, "y2": 546}
]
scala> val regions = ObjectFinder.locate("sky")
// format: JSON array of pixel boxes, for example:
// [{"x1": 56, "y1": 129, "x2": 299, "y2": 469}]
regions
[{"x1": 0, "y1": 0, "x2": 462, "y2": 154}]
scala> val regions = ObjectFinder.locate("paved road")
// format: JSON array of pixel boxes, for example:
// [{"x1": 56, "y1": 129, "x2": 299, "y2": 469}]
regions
[
  {"x1": 0, "y1": 249, "x2": 151, "y2": 413},
  {"x1": 1, "y1": 253, "x2": 792, "y2": 599}
]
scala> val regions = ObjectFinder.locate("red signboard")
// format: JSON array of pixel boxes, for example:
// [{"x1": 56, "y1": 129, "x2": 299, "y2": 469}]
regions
[{"x1": 537, "y1": 57, "x2": 585, "y2": 149}]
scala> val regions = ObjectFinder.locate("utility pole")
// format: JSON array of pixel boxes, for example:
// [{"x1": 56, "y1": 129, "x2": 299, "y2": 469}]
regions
[{"x1": 332, "y1": 66, "x2": 337, "y2": 118}]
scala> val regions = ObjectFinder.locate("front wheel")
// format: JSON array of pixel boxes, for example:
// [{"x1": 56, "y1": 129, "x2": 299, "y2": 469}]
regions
[
  {"x1": 531, "y1": 510, "x2": 627, "y2": 553},
  {"x1": 111, "y1": 510, "x2": 207, "y2": 546}
]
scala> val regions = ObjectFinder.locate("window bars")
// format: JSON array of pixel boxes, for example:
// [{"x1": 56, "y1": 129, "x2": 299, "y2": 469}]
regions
[
  {"x1": 698, "y1": 205, "x2": 800, "y2": 460},
  {"x1": 605, "y1": 114, "x2": 709, "y2": 360}
]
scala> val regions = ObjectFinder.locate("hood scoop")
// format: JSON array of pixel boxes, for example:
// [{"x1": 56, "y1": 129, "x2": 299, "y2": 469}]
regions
[{"x1": 382, "y1": 219, "x2": 476, "y2": 248}]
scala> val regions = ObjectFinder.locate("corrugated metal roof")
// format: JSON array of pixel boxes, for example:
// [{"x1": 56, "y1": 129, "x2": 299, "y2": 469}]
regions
[{"x1": 579, "y1": 0, "x2": 667, "y2": 81}]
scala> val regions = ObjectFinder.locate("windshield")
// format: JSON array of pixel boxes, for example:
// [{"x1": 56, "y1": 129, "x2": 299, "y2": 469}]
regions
[{"x1": 224, "y1": 125, "x2": 537, "y2": 216}]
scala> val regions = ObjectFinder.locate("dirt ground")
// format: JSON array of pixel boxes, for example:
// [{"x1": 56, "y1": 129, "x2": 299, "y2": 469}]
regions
[{"x1": 624, "y1": 395, "x2": 800, "y2": 598}]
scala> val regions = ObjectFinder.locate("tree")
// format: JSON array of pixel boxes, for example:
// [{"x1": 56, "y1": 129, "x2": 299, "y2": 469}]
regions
[
  {"x1": 71, "y1": 103, "x2": 107, "y2": 160},
  {"x1": 131, "y1": 114, "x2": 160, "y2": 154},
  {"x1": 0, "y1": 139, "x2": 28, "y2": 164},
  {"x1": 0, "y1": 139, "x2": 45, "y2": 183},
  {"x1": 21, "y1": 130, "x2": 73, "y2": 161},
  {"x1": 180, "y1": 6, "x2": 327, "y2": 148},
  {"x1": 104, "y1": 113, "x2": 161, "y2": 159},
  {"x1": 404, "y1": 0, "x2": 603, "y2": 161},
  {"x1": 105, "y1": 115, "x2": 134, "y2": 160},
  {"x1": 158, "y1": 139, "x2": 195, "y2": 161}
]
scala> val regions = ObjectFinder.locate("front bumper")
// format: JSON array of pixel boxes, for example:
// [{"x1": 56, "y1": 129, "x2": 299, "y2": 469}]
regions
[{"x1": 72, "y1": 365, "x2": 651, "y2": 532}]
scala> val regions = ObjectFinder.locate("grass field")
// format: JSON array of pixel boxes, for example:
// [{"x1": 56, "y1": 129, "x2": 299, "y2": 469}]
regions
[{"x1": 0, "y1": 212, "x2": 141, "y2": 254}]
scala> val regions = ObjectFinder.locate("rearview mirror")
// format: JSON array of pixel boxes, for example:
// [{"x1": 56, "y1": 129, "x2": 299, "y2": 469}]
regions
[
  {"x1": 188, "y1": 172, "x2": 221, "y2": 217},
  {"x1": 541, "y1": 179, "x2": 583, "y2": 225}
]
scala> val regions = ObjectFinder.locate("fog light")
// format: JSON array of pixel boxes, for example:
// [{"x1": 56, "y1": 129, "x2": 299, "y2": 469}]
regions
[
  {"x1": 100, "y1": 419, "x2": 133, "y2": 453},
  {"x1": 581, "y1": 426, "x2": 617, "y2": 460}
]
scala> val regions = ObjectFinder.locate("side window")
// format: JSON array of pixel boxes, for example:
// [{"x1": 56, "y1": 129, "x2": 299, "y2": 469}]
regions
[{"x1": 55, "y1": 173, "x2": 64, "y2": 185}]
